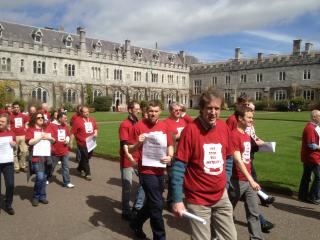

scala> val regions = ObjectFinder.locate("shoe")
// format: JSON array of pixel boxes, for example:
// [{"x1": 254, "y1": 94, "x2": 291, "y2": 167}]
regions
[
  {"x1": 85, "y1": 175, "x2": 92, "y2": 181},
  {"x1": 261, "y1": 221, "x2": 274, "y2": 233},
  {"x1": 6, "y1": 207, "x2": 15, "y2": 215},
  {"x1": 308, "y1": 198, "x2": 320, "y2": 205},
  {"x1": 32, "y1": 199, "x2": 39, "y2": 207},
  {"x1": 261, "y1": 196, "x2": 275, "y2": 207},
  {"x1": 15, "y1": 169, "x2": 20, "y2": 173},
  {"x1": 39, "y1": 199, "x2": 49, "y2": 204},
  {"x1": 122, "y1": 213, "x2": 132, "y2": 221},
  {"x1": 80, "y1": 170, "x2": 86, "y2": 177},
  {"x1": 129, "y1": 222, "x2": 147, "y2": 239},
  {"x1": 66, "y1": 183, "x2": 75, "y2": 188}
]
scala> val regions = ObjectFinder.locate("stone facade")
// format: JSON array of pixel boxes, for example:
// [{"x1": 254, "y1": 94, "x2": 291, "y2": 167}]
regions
[
  {"x1": 0, "y1": 21, "x2": 190, "y2": 110},
  {"x1": 190, "y1": 40, "x2": 320, "y2": 108}
]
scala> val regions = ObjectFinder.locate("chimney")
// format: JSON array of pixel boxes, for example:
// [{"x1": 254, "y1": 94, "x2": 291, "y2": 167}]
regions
[
  {"x1": 304, "y1": 42, "x2": 313, "y2": 54},
  {"x1": 124, "y1": 39, "x2": 131, "y2": 59},
  {"x1": 235, "y1": 48, "x2": 241, "y2": 60},
  {"x1": 178, "y1": 50, "x2": 186, "y2": 64},
  {"x1": 77, "y1": 26, "x2": 86, "y2": 51},
  {"x1": 257, "y1": 52, "x2": 263, "y2": 61},
  {"x1": 292, "y1": 39, "x2": 302, "y2": 55}
]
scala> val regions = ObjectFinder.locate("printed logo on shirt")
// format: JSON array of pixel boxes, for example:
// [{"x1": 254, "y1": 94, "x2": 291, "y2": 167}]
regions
[
  {"x1": 242, "y1": 141, "x2": 251, "y2": 164},
  {"x1": 203, "y1": 143, "x2": 224, "y2": 176},
  {"x1": 14, "y1": 117, "x2": 23, "y2": 128},
  {"x1": 84, "y1": 122, "x2": 93, "y2": 133},
  {"x1": 58, "y1": 129, "x2": 66, "y2": 142}
]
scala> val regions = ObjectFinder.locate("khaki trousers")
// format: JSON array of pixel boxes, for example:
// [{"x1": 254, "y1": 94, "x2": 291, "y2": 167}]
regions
[
  {"x1": 14, "y1": 135, "x2": 28, "y2": 170},
  {"x1": 187, "y1": 189, "x2": 237, "y2": 240}
]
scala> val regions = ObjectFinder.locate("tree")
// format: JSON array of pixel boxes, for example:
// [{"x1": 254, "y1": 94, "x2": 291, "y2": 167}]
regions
[
  {"x1": 86, "y1": 84, "x2": 93, "y2": 106},
  {"x1": 0, "y1": 80, "x2": 16, "y2": 108}
]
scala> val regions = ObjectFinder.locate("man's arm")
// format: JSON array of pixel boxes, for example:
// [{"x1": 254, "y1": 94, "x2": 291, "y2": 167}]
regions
[{"x1": 171, "y1": 159, "x2": 187, "y2": 217}]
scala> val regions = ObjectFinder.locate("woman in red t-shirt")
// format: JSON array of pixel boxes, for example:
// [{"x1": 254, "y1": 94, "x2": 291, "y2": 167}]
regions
[{"x1": 25, "y1": 111, "x2": 55, "y2": 207}]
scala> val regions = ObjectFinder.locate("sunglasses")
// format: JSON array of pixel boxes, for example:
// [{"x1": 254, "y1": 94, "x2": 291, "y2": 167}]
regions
[{"x1": 36, "y1": 116, "x2": 44, "y2": 120}]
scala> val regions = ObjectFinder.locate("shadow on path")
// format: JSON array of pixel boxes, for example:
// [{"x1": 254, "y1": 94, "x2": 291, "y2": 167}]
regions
[
  {"x1": 163, "y1": 213, "x2": 191, "y2": 235},
  {"x1": 14, "y1": 185, "x2": 34, "y2": 204},
  {"x1": 272, "y1": 202, "x2": 320, "y2": 220}
]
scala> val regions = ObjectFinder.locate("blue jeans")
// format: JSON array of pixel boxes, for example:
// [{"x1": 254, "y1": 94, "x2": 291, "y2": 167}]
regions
[
  {"x1": 299, "y1": 163, "x2": 320, "y2": 201},
  {"x1": 32, "y1": 162, "x2": 47, "y2": 201},
  {"x1": 121, "y1": 167, "x2": 145, "y2": 215},
  {"x1": 135, "y1": 174, "x2": 165, "y2": 240},
  {"x1": 52, "y1": 154, "x2": 71, "y2": 186},
  {"x1": 0, "y1": 162, "x2": 14, "y2": 208}
]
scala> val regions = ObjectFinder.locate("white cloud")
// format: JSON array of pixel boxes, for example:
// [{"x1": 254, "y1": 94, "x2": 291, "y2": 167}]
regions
[
  {"x1": 244, "y1": 31, "x2": 294, "y2": 43},
  {"x1": 1, "y1": 0, "x2": 320, "y2": 49}
]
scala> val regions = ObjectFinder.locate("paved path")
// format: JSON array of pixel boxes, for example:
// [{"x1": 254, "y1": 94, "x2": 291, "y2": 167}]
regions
[{"x1": 0, "y1": 154, "x2": 319, "y2": 240}]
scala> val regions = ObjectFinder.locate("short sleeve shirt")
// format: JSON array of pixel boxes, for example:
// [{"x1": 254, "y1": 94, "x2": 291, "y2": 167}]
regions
[
  {"x1": 10, "y1": 113, "x2": 28, "y2": 136},
  {"x1": 301, "y1": 122, "x2": 320, "y2": 164}
]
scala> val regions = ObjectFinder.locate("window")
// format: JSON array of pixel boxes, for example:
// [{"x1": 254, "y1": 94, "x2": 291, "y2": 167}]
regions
[
  {"x1": 32, "y1": 29, "x2": 43, "y2": 43},
  {"x1": 194, "y1": 80, "x2": 202, "y2": 94},
  {"x1": 136, "y1": 48, "x2": 143, "y2": 59},
  {"x1": 106, "y1": 68, "x2": 109, "y2": 79},
  {"x1": 182, "y1": 76, "x2": 186, "y2": 85},
  {"x1": 303, "y1": 90, "x2": 315, "y2": 100},
  {"x1": 224, "y1": 92, "x2": 230, "y2": 101},
  {"x1": 145, "y1": 72, "x2": 148, "y2": 82},
  {"x1": 279, "y1": 71, "x2": 286, "y2": 81},
  {"x1": 153, "y1": 52, "x2": 160, "y2": 61},
  {"x1": 94, "y1": 41, "x2": 102, "y2": 53},
  {"x1": 212, "y1": 76, "x2": 217, "y2": 85},
  {"x1": 168, "y1": 55, "x2": 175, "y2": 64},
  {"x1": 0, "y1": 24, "x2": 3, "y2": 38},
  {"x1": 162, "y1": 74, "x2": 164, "y2": 83},
  {"x1": 240, "y1": 74, "x2": 247, "y2": 83},
  {"x1": 167, "y1": 75, "x2": 174, "y2": 84},
  {"x1": 64, "y1": 35, "x2": 73, "y2": 48},
  {"x1": 226, "y1": 75, "x2": 231, "y2": 85},
  {"x1": 93, "y1": 89, "x2": 103, "y2": 100},
  {"x1": 63, "y1": 89, "x2": 77, "y2": 103},
  {"x1": 113, "y1": 91, "x2": 123, "y2": 104},
  {"x1": 53, "y1": 62, "x2": 57, "y2": 75},
  {"x1": 303, "y1": 69, "x2": 311, "y2": 80},
  {"x1": 274, "y1": 90, "x2": 286, "y2": 100},
  {"x1": 256, "y1": 73, "x2": 263, "y2": 83},
  {"x1": 114, "y1": 69, "x2": 122, "y2": 80},
  {"x1": 33, "y1": 61, "x2": 45, "y2": 74},
  {"x1": 176, "y1": 76, "x2": 179, "y2": 84},
  {"x1": 91, "y1": 67, "x2": 101, "y2": 79},
  {"x1": 32, "y1": 87, "x2": 48, "y2": 103},
  {"x1": 255, "y1": 92, "x2": 262, "y2": 101},
  {"x1": 152, "y1": 73, "x2": 158, "y2": 83},
  {"x1": 20, "y1": 59, "x2": 25, "y2": 73},
  {"x1": 134, "y1": 71, "x2": 142, "y2": 82},
  {"x1": 1, "y1": 58, "x2": 11, "y2": 72},
  {"x1": 65, "y1": 64, "x2": 75, "y2": 76}
]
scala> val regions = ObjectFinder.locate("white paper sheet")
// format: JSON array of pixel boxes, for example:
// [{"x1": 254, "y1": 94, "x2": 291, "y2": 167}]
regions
[
  {"x1": 0, "y1": 136, "x2": 14, "y2": 163},
  {"x1": 142, "y1": 132, "x2": 167, "y2": 168},
  {"x1": 86, "y1": 135, "x2": 97, "y2": 152},
  {"x1": 182, "y1": 211, "x2": 207, "y2": 225},
  {"x1": 257, "y1": 190, "x2": 269, "y2": 200},
  {"x1": 177, "y1": 127, "x2": 184, "y2": 135},
  {"x1": 258, "y1": 142, "x2": 276, "y2": 153},
  {"x1": 33, "y1": 132, "x2": 51, "y2": 156}
]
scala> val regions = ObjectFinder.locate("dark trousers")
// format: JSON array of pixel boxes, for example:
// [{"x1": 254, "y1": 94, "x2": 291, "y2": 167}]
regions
[
  {"x1": 299, "y1": 163, "x2": 320, "y2": 201},
  {"x1": 77, "y1": 147, "x2": 93, "y2": 175},
  {"x1": 135, "y1": 174, "x2": 166, "y2": 240},
  {"x1": 0, "y1": 162, "x2": 14, "y2": 208}
]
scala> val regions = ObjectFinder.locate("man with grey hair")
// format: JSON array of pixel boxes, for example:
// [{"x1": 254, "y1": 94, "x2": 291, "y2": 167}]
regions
[{"x1": 299, "y1": 109, "x2": 320, "y2": 204}]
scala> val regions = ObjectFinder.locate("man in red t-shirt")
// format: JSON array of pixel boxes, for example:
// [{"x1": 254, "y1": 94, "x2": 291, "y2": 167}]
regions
[
  {"x1": 0, "y1": 113, "x2": 17, "y2": 215},
  {"x1": 71, "y1": 106, "x2": 98, "y2": 180},
  {"x1": 171, "y1": 88, "x2": 237, "y2": 240},
  {"x1": 229, "y1": 106, "x2": 263, "y2": 240},
  {"x1": 49, "y1": 112, "x2": 74, "y2": 188},
  {"x1": 118, "y1": 101, "x2": 144, "y2": 221},
  {"x1": 299, "y1": 110, "x2": 320, "y2": 204},
  {"x1": 39, "y1": 103, "x2": 51, "y2": 124},
  {"x1": 10, "y1": 101, "x2": 29, "y2": 172},
  {"x1": 129, "y1": 100, "x2": 173, "y2": 240}
]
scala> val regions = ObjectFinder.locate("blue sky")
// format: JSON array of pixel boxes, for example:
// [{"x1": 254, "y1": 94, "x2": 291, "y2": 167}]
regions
[{"x1": 0, "y1": 0, "x2": 319, "y2": 62}]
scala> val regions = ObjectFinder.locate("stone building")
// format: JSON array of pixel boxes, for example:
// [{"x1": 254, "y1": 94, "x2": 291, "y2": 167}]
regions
[
  {"x1": 0, "y1": 20, "x2": 190, "y2": 110},
  {"x1": 190, "y1": 40, "x2": 320, "y2": 108}
]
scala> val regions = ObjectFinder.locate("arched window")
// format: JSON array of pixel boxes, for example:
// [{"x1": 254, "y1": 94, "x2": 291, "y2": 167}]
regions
[
  {"x1": 32, "y1": 29, "x2": 43, "y2": 43},
  {"x1": 113, "y1": 91, "x2": 123, "y2": 105},
  {"x1": 32, "y1": 87, "x2": 48, "y2": 103},
  {"x1": 1, "y1": 58, "x2": 11, "y2": 72},
  {"x1": 93, "y1": 90, "x2": 103, "y2": 100},
  {"x1": 94, "y1": 41, "x2": 102, "y2": 52},
  {"x1": 64, "y1": 35, "x2": 73, "y2": 48},
  {"x1": 33, "y1": 60, "x2": 45, "y2": 74},
  {"x1": 63, "y1": 89, "x2": 77, "y2": 104}
]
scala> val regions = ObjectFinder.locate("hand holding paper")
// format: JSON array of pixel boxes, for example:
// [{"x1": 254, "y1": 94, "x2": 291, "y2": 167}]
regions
[
  {"x1": 258, "y1": 142, "x2": 276, "y2": 153},
  {"x1": 182, "y1": 211, "x2": 206, "y2": 225}
]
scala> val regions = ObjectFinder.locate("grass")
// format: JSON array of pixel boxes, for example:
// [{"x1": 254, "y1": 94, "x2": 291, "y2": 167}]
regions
[{"x1": 70, "y1": 110, "x2": 307, "y2": 194}]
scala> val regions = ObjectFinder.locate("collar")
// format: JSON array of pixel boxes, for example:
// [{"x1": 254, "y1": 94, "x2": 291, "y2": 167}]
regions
[
  {"x1": 197, "y1": 116, "x2": 215, "y2": 132},
  {"x1": 128, "y1": 114, "x2": 138, "y2": 125}
]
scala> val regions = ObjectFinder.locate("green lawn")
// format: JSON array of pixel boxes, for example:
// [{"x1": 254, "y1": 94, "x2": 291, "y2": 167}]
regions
[{"x1": 77, "y1": 110, "x2": 308, "y2": 194}]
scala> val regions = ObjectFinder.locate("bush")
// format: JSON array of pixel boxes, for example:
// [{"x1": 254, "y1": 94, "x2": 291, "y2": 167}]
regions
[
  {"x1": 272, "y1": 100, "x2": 288, "y2": 112},
  {"x1": 139, "y1": 100, "x2": 148, "y2": 109},
  {"x1": 63, "y1": 102, "x2": 74, "y2": 112},
  {"x1": 306, "y1": 100, "x2": 320, "y2": 111},
  {"x1": 254, "y1": 101, "x2": 268, "y2": 111},
  {"x1": 93, "y1": 96, "x2": 112, "y2": 111},
  {"x1": 290, "y1": 97, "x2": 305, "y2": 111}
]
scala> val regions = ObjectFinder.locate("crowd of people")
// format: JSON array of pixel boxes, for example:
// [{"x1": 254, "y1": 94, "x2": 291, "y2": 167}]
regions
[{"x1": 0, "y1": 87, "x2": 319, "y2": 240}]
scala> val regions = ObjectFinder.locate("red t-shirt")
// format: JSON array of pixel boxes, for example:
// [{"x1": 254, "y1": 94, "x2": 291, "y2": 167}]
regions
[
  {"x1": 163, "y1": 117, "x2": 187, "y2": 137},
  {"x1": 182, "y1": 113, "x2": 193, "y2": 124},
  {"x1": 175, "y1": 119, "x2": 233, "y2": 205},
  {"x1": 70, "y1": 113, "x2": 80, "y2": 126},
  {"x1": 0, "y1": 129, "x2": 16, "y2": 163},
  {"x1": 9, "y1": 112, "x2": 28, "y2": 136},
  {"x1": 231, "y1": 129, "x2": 252, "y2": 181},
  {"x1": 301, "y1": 122, "x2": 320, "y2": 164},
  {"x1": 71, "y1": 117, "x2": 97, "y2": 148},
  {"x1": 131, "y1": 119, "x2": 173, "y2": 175},
  {"x1": 119, "y1": 118, "x2": 138, "y2": 168},
  {"x1": 25, "y1": 126, "x2": 53, "y2": 163},
  {"x1": 226, "y1": 114, "x2": 237, "y2": 131},
  {"x1": 39, "y1": 110, "x2": 51, "y2": 123},
  {"x1": 49, "y1": 123, "x2": 70, "y2": 156}
]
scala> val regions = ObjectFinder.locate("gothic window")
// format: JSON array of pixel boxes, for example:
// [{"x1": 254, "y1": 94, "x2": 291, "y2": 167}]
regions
[
  {"x1": 32, "y1": 29, "x2": 43, "y2": 43},
  {"x1": 32, "y1": 87, "x2": 48, "y2": 103},
  {"x1": 64, "y1": 64, "x2": 75, "y2": 76},
  {"x1": 94, "y1": 41, "x2": 102, "y2": 52},
  {"x1": 33, "y1": 60, "x2": 45, "y2": 74},
  {"x1": 152, "y1": 73, "x2": 158, "y2": 83},
  {"x1": 1, "y1": 58, "x2": 11, "y2": 72},
  {"x1": 63, "y1": 89, "x2": 77, "y2": 103},
  {"x1": 114, "y1": 69, "x2": 122, "y2": 80},
  {"x1": 93, "y1": 89, "x2": 103, "y2": 100},
  {"x1": 64, "y1": 35, "x2": 73, "y2": 48},
  {"x1": 20, "y1": 59, "x2": 25, "y2": 73}
]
